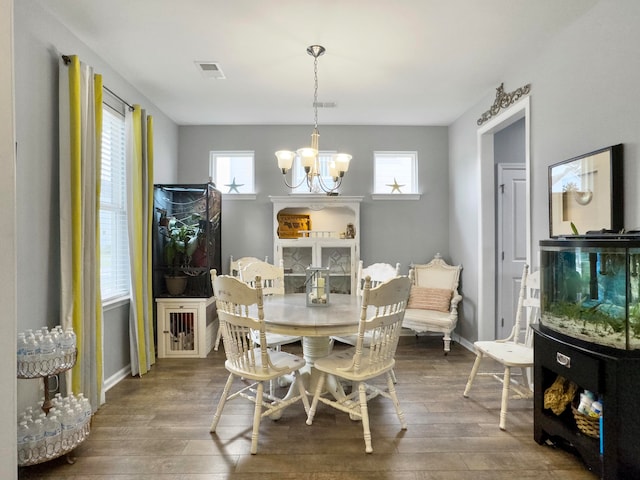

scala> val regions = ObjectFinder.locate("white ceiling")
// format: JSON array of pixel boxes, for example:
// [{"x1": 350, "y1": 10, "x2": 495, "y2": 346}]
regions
[{"x1": 36, "y1": 0, "x2": 599, "y2": 126}]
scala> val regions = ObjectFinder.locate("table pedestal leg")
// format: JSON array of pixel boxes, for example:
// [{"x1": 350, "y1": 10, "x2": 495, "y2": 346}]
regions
[{"x1": 269, "y1": 336, "x2": 347, "y2": 419}]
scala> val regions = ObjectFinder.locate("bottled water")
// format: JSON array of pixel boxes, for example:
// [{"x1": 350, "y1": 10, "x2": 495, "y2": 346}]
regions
[
  {"x1": 24, "y1": 334, "x2": 39, "y2": 362},
  {"x1": 61, "y1": 328, "x2": 77, "y2": 356},
  {"x1": 24, "y1": 407, "x2": 34, "y2": 425},
  {"x1": 17, "y1": 420, "x2": 32, "y2": 461},
  {"x1": 53, "y1": 325, "x2": 64, "y2": 347},
  {"x1": 43, "y1": 415, "x2": 62, "y2": 452},
  {"x1": 17, "y1": 333, "x2": 27, "y2": 362},
  {"x1": 40, "y1": 334, "x2": 56, "y2": 367},
  {"x1": 77, "y1": 393, "x2": 92, "y2": 421},
  {"x1": 50, "y1": 327, "x2": 61, "y2": 353},
  {"x1": 17, "y1": 420, "x2": 31, "y2": 446},
  {"x1": 74, "y1": 403, "x2": 85, "y2": 427},
  {"x1": 30, "y1": 418, "x2": 44, "y2": 454},
  {"x1": 60, "y1": 407, "x2": 76, "y2": 442}
]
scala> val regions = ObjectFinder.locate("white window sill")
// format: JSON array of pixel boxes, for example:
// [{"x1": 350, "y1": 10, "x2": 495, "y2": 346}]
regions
[
  {"x1": 371, "y1": 193, "x2": 421, "y2": 201},
  {"x1": 221, "y1": 193, "x2": 257, "y2": 200},
  {"x1": 102, "y1": 296, "x2": 130, "y2": 312}
]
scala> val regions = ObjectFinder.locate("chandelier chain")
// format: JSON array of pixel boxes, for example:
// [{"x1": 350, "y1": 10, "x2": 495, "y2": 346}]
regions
[{"x1": 313, "y1": 55, "x2": 319, "y2": 130}]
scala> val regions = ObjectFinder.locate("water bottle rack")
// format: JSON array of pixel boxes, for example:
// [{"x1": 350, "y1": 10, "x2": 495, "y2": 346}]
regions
[
  {"x1": 17, "y1": 348, "x2": 91, "y2": 466},
  {"x1": 18, "y1": 419, "x2": 91, "y2": 467},
  {"x1": 17, "y1": 350, "x2": 77, "y2": 379}
]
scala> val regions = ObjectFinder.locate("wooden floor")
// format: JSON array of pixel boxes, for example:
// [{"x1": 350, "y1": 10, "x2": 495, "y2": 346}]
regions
[{"x1": 19, "y1": 336, "x2": 597, "y2": 479}]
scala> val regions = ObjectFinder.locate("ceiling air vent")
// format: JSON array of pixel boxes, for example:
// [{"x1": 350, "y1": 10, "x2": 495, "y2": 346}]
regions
[
  {"x1": 313, "y1": 101, "x2": 337, "y2": 108},
  {"x1": 195, "y1": 61, "x2": 226, "y2": 79}
]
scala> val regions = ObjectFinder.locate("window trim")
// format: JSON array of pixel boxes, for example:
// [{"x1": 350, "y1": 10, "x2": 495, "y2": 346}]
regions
[
  {"x1": 209, "y1": 150, "x2": 256, "y2": 199},
  {"x1": 371, "y1": 150, "x2": 421, "y2": 200}
]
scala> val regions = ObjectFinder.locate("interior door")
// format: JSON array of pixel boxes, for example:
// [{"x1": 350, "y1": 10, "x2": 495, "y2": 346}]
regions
[{"x1": 496, "y1": 164, "x2": 527, "y2": 339}]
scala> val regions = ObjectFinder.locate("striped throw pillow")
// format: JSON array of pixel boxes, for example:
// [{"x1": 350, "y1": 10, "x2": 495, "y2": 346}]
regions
[{"x1": 407, "y1": 287, "x2": 452, "y2": 312}]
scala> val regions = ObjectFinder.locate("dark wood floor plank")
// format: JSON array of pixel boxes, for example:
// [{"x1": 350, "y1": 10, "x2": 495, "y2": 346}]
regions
[{"x1": 18, "y1": 336, "x2": 596, "y2": 479}]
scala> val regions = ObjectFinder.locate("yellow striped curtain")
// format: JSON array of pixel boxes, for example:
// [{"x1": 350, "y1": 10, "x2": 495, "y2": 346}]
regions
[
  {"x1": 59, "y1": 55, "x2": 104, "y2": 409},
  {"x1": 127, "y1": 106, "x2": 155, "y2": 376}
]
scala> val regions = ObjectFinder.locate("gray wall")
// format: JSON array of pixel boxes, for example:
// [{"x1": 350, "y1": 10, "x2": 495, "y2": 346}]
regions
[
  {"x1": 449, "y1": 0, "x2": 640, "y2": 342},
  {"x1": 178, "y1": 125, "x2": 450, "y2": 275},
  {"x1": 13, "y1": 1, "x2": 179, "y2": 410},
  {"x1": 495, "y1": 117, "x2": 525, "y2": 165}
]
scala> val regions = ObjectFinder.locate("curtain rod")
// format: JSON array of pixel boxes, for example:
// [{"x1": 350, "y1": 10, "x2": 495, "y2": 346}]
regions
[{"x1": 62, "y1": 55, "x2": 135, "y2": 111}]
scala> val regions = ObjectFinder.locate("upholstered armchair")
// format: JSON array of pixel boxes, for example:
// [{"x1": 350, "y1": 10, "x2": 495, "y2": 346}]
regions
[{"x1": 402, "y1": 254, "x2": 462, "y2": 354}]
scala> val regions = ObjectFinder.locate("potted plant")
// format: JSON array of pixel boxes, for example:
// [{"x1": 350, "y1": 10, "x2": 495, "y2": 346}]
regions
[{"x1": 162, "y1": 216, "x2": 201, "y2": 295}]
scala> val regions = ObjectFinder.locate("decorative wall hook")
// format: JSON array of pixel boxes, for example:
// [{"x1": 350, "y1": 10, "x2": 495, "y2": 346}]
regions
[{"x1": 477, "y1": 82, "x2": 531, "y2": 126}]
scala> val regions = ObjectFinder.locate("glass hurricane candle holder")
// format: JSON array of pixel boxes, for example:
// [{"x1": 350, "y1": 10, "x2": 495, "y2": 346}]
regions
[{"x1": 306, "y1": 266, "x2": 330, "y2": 307}]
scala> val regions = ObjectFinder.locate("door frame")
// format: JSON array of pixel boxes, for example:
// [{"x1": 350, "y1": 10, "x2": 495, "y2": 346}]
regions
[{"x1": 477, "y1": 96, "x2": 531, "y2": 341}]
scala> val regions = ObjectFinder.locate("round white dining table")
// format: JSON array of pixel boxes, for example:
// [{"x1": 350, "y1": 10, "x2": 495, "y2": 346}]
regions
[
  {"x1": 262, "y1": 292, "x2": 362, "y2": 365},
  {"x1": 260, "y1": 293, "x2": 363, "y2": 413},
  {"x1": 262, "y1": 293, "x2": 361, "y2": 334}
]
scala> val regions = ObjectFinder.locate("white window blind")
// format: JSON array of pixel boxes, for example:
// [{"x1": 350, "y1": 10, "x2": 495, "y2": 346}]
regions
[{"x1": 100, "y1": 98, "x2": 130, "y2": 301}]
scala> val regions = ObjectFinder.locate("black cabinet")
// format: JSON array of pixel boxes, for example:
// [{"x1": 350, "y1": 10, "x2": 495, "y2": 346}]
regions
[
  {"x1": 153, "y1": 183, "x2": 221, "y2": 298},
  {"x1": 533, "y1": 325, "x2": 640, "y2": 479}
]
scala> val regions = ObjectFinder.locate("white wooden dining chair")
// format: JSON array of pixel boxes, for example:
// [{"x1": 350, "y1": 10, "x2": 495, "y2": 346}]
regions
[
  {"x1": 306, "y1": 275, "x2": 412, "y2": 453},
  {"x1": 213, "y1": 256, "x2": 269, "y2": 351},
  {"x1": 334, "y1": 261, "x2": 401, "y2": 345},
  {"x1": 239, "y1": 260, "x2": 301, "y2": 350},
  {"x1": 210, "y1": 274, "x2": 310, "y2": 454},
  {"x1": 355, "y1": 261, "x2": 401, "y2": 297},
  {"x1": 463, "y1": 264, "x2": 541, "y2": 430},
  {"x1": 333, "y1": 260, "x2": 402, "y2": 382},
  {"x1": 239, "y1": 260, "x2": 302, "y2": 394},
  {"x1": 229, "y1": 255, "x2": 268, "y2": 277}
]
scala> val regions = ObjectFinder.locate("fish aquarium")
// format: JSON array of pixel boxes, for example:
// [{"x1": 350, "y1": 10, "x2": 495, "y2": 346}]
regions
[{"x1": 540, "y1": 237, "x2": 640, "y2": 350}]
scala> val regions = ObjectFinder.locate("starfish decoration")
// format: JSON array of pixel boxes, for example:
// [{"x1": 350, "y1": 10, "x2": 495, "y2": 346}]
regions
[
  {"x1": 225, "y1": 177, "x2": 244, "y2": 193},
  {"x1": 386, "y1": 178, "x2": 404, "y2": 193}
]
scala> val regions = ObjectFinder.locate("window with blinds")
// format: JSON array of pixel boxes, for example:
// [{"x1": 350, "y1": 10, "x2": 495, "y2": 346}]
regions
[
  {"x1": 291, "y1": 151, "x2": 335, "y2": 194},
  {"x1": 100, "y1": 94, "x2": 130, "y2": 301}
]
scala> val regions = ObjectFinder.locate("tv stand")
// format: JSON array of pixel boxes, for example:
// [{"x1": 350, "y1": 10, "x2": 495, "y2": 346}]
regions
[{"x1": 533, "y1": 324, "x2": 640, "y2": 479}]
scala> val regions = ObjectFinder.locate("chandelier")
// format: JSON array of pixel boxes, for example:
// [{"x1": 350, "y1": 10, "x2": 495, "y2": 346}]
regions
[{"x1": 275, "y1": 45, "x2": 352, "y2": 194}]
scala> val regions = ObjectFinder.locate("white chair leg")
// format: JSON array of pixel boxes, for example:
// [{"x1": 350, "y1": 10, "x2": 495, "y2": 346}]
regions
[
  {"x1": 295, "y1": 371, "x2": 311, "y2": 415},
  {"x1": 306, "y1": 372, "x2": 326, "y2": 426},
  {"x1": 463, "y1": 352, "x2": 483, "y2": 397},
  {"x1": 443, "y1": 333, "x2": 452, "y2": 354},
  {"x1": 214, "y1": 325, "x2": 222, "y2": 351},
  {"x1": 386, "y1": 371, "x2": 407, "y2": 430},
  {"x1": 250, "y1": 381, "x2": 264, "y2": 454},
  {"x1": 358, "y1": 382, "x2": 373, "y2": 453},
  {"x1": 499, "y1": 367, "x2": 511, "y2": 431},
  {"x1": 210, "y1": 373, "x2": 234, "y2": 432}
]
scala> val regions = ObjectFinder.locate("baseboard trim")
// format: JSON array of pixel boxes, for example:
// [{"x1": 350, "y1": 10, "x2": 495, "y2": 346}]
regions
[
  {"x1": 104, "y1": 364, "x2": 131, "y2": 392},
  {"x1": 453, "y1": 334, "x2": 475, "y2": 353},
  {"x1": 400, "y1": 329, "x2": 475, "y2": 353}
]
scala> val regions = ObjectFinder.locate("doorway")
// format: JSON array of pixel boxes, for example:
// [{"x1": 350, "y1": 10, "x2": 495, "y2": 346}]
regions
[
  {"x1": 496, "y1": 163, "x2": 526, "y2": 338},
  {"x1": 477, "y1": 96, "x2": 531, "y2": 342}
]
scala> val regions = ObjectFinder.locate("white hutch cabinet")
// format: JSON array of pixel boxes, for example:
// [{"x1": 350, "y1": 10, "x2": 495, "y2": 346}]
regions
[{"x1": 270, "y1": 196, "x2": 363, "y2": 295}]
